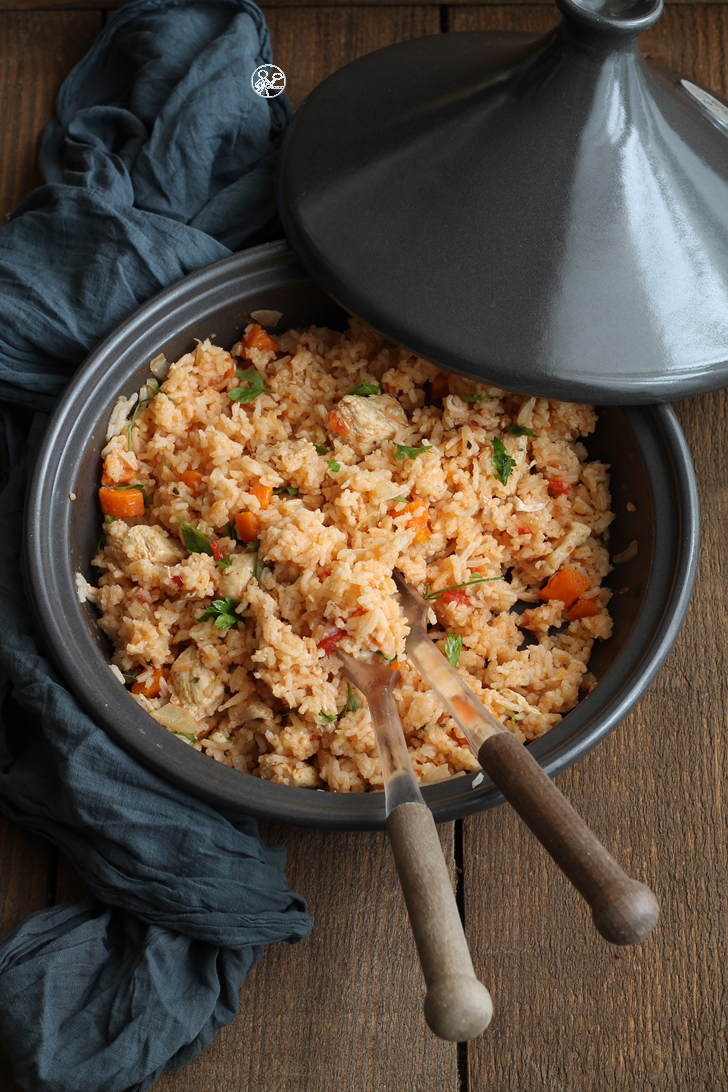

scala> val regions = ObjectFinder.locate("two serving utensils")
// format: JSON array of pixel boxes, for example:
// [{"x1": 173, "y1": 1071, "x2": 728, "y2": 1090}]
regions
[{"x1": 337, "y1": 572, "x2": 659, "y2": 1042}]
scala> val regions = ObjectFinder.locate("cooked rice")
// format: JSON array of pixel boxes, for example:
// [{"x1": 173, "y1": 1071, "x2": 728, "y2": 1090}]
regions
[{"x1": 91, "y1": 318, "x2": 614, "y2": 793}]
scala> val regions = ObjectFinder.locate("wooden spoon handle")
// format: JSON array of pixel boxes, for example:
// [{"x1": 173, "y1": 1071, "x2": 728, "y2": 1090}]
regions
[
  {"x1": 387, "y1": 801, "x2": 493, "y2": 1041},
  {"x1": 477, "y1": 731, "x2": 659, "y2": 945}
]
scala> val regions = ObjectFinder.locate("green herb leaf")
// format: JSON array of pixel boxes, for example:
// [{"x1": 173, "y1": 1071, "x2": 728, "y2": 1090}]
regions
[
  {"x1": 326, "y1": 460, "x2": 341, "y2": 473},
  {"x1": 461, "y1": 393, "x2": 492, "y2": 404},
  {"x1": 314, "y1": 444, "x2": 329, "y2": 455},
  {"x1": 343, "y1": 683, "x2": 358, "y2": 717},
  {"x1": 492, "y1": 437, "x2": 516, "y2": 486},
  {"x1": 222, "y1": 522, "x2": 239, "y2": 542},
  {"x1": 105, "y1": 514, "x2": 115, "y2": 524},
  {"x1": 444, "y1": 634, "x2": 463, "y2": 668},
  {"x1": 423, "y1": 575, "x2": 506, "y2": 601},
  {"x1": 122, "y1": 671, "x2": 139, "y2": 683},
  {"x1": 248, "y1": 538, "x2": 261, "y2": 551},
  {"x1": 254, "y1": 555, "x2": 265, "y2": 583},
  {"x1": 196, "y1": 597, "x2": 239, "y2": 632},
  {"x1": 178, "y1": 520, "x2": 213, "y2": 555},
  {"x1": 348, "y1": 381, "x2": 380, "y2": 397},
  {"x1": 509, "y1": 713, "x2": 517, "y2": 726},
  {"x1": 319, "y1": 711, "x2": 338, "y2": 723},
  {"x1": 173, "y1": 731, "x2": 198, "y2": 744},
  {"x1": 228, "y1": 368, "x2": 271, "y2": 404},
  {"x1": 394, "y1": 442, "x2": 432, "y2": 461},
  {"x1": 507, "y1": 425, "x2": 538, "y2": 438},
  {"x1": 274, "y1": 485, "x2": 299, "y2": 496},
  {"x1": 280, "y1": 709, "x2": 293, "y2": 724},
  {"x1": 389, "y1": 496, "x2": 408, "y2": 504},
  {"x1": 216, "y1": 556, "x2": 232, "y2": 571}
]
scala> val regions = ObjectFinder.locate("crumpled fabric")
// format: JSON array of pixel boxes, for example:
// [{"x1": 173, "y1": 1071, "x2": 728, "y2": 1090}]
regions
[{"x1": 0, "y1": 4, "x2": 312, "y2": 1092}]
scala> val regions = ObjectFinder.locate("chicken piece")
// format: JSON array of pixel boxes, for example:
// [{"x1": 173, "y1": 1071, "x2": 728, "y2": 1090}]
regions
[
  {"x1": 108, "y1": 523, "x2": 185, "y2": 568},
  {"x1": 169, "y1": 646, "x2": 225, "y2": 719},
  {"x1": 227, "y1": 698, "x2": 275, "y2": 731},
  {"x1": 328, "y1": 393, "x2": 407, "y2": 456},
  {"x1": 218, "y1": 553, "x2": 256, "y2": 602}
]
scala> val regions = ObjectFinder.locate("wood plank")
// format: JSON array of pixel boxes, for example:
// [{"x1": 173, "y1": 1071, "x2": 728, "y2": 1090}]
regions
[
  {"x1": 0, "y1": 11, "x2": 103, "y2": 223},
  {"x1": 154, "y1": 824, "x2": 459, "y2": 1092},
  {"x1": 262, "y1": 4, "x2": 442, "y2": 108}
]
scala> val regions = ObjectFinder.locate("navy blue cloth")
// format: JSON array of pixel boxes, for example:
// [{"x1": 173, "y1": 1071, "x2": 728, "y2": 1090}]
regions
[{"x1": 0, "y1": 4, "x2": 313, "y2": 1091}]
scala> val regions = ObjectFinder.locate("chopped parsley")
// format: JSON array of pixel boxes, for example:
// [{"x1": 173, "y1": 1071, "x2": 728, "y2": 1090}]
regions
[
  {"x1": 196, "y1": 597, "x2": 239, "y2": 631},
  {"x1": 509, "y1": 713, "x2": 517, "y2": 726},
  {"x1": 444, "y1": 634, "x2": 462, "y2": 668},
  {"x1": 389, "y1": 495, "x2": 408, "y2": 504},
  {"x1": 254, "y1": 554, "x2": 265, "y2": 582},
  {"x1": 105, "y1": 514, "x2": 115, "y2": 524},
  {"x1": 507, "y1": 425, "x2": 538, "y2": 438},
  {"x1": 492, "y1": 437, "x2": 516, "y2": 486},
  {"x1": 248, "y1": 538, "x2": 261, "y2": 551},
  {"x1": 216, "y1": 556, "x2": 232, "y2": 571},
  {"x1": 326, "y1": 460, "x2": 341, "y2": 473},
  {"x1": 126, "y1": 383, "x2": 172, "y2": 451},
  {"x1": 122, "y1": 671, "x2": 139, "y2": 683},
  {"x1": 423, "y1": 575, "x2": 506, "y2": 600},
  {"x1": 173, "y1": 731, "x2": 198, "y2": 744},
  {"x1": 228, "y1": 368, "x2": 271, "y2": 404},
  {"x1": 348, "y1": 381, "x2": 380, "y2": 397},
  {"x1": 274, "y1": 485, "x2": 299, "y2": 496},
  {"x1": 178, "y1": 520, "x2": 213, "y2": 555},
  {"x1": 314, "y1": 444, "x2": 329, "y2": 455},
  {"x1": 375, "y1": 651, "x2": 397, "y2": 663},
  {"x1": 461, "y1": 393, "x2": 491, "y2": 404},
  {"x1": 394, "y1": 442, "x2": 432, "y2": 461},
  {"x1": 343, "y1": 683, "x2": 358, "y2": 716},
  {"x1": 319, "y1": 711, "x2": 338, "y2": 723}
]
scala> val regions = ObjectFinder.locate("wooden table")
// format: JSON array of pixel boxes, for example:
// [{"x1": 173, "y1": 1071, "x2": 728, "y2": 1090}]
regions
[{"x1": 1, "y1": 2, "x2": 726, "y2": 1089}]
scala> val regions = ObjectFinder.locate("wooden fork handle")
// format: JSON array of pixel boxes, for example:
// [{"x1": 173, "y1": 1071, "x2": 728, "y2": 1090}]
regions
[
  {"x1": 477, "y1": 732, "x2": 659, "y2": 946},
  {"x1": 387, "y1": 801, "x2": 493, "y2": 1041}
]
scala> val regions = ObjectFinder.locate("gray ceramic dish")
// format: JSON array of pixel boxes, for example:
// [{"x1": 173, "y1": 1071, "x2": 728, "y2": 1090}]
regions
[{"x1": 24, "y1": 241, "x2": 699, "y2": 830}]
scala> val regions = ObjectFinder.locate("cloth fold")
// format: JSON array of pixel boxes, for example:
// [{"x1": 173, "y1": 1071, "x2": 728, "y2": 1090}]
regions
[{"x1": 0, "y1": 4, "x2": 312, "y2": 1091}]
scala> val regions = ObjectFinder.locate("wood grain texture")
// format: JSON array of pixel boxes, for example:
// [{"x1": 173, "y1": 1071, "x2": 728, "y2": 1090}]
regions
[
  {"x1": 0, "y1": 11, "x2": 102, "y2": 224},
  {"x1": 262, "y1": 4, "x2": 441, "y2": 108},
  {"x1": 154, "y1": 825, "x2": 459, "y2": 1092}
]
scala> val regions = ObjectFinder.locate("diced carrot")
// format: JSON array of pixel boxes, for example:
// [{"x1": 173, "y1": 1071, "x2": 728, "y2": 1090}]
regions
[
  {"x1": 430, "y1": 374, "x2": 450, "y2": 401},
  {"x1": 391, "y1": 500, "x2": 431, "y2": 543},
  {"x1": 235, "y1": 511, "x2": 260, "y2": 543},
  {"x1": 242, "y1": 323, "x2": 277, "y2": 354},
  {"x1": 210, "y1": 540, "x2": 225, "y2": 562},
  {"x1": 98, "y1": 486, "x2": 145, "y2": 518},
  {"x1": 101, "y1": 458, "x2": 134, "y2": 486},
  {"x1": 250, "y1": 484, "x2": 273, "y2": 509},
  {"x1": 539, "y1": 567, "x2": 592, "y2": 608},
  {"x1": 318, "y1": 629, "x2": 346, "y2": 654},
  {"x1": 132, "y1": 667, "x2": 166, "y2": 698},
  {"x1": 442, "y1": 589, "x2": 470, "y2": 606},
  {"x1": 327, "y1": 409, "x2": 349, "y2": 436},
  {"x1": 565, "y1": 597, "x2": 601, "y2": 621},
  {"x1": 180, "y1": 469, "x2": 204, "y2": 497},
  {"x1": 547, "y1": 478, "x2": 572, "y2": 496}
]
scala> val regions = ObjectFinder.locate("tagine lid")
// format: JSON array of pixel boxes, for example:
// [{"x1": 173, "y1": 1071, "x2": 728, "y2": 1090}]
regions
[{"x1": 278, "y1": 0, "x2": 728, "y2": 404}]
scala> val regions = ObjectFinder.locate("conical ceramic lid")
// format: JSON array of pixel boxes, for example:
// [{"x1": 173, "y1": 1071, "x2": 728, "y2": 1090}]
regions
[{"x1": 278, "y1": 0, "x2": 728, "y2": 403}]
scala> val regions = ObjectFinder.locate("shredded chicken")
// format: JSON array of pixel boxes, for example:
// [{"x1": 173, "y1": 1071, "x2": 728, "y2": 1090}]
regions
[
  {"x1": 169, "y1": 646, "x2": 225, "y2": 719},
  {"x1": 329, "y1": 393, "x2": 407, "y2": 456},
  {"x1": 107, "y1": 523, "x2": 185, "y2": 568}
]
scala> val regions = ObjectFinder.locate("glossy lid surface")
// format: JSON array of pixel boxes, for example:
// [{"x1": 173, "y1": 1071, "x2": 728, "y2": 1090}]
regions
[{"x1": 279, "y1": 0, "x2": 728, "y2": 403}]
